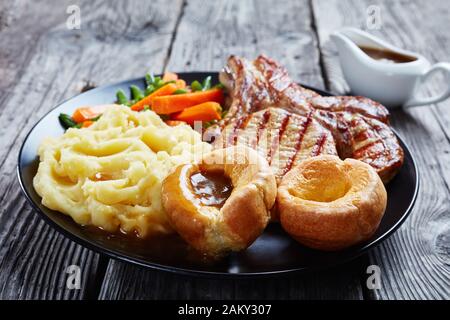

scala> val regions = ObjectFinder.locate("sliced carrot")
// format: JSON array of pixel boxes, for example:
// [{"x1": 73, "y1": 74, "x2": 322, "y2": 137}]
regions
[
  {"x1": 72, "y1": 105, "x2": 108, "y2": 123},
  {"x1": 165, "y1": 120, "x2": 187, "y2": 126},
  {"x1": 172, "y1": 102, "x2": 222, "y2": 125},
  {"x1": 162, "y1": 72, "x2": 178, "y2": 82},
  {"x1": 131, "y1": 83, "x2": 179, "y2": 111},
  {"x1": 82, "y1": 120, "x2": 94, "y2": 128},
  {"x1": 152, "y1": 88, "x2": 224, "y2": 115},
  {"x1": 175, "y1": 79, "x2": 186, "y2": 89},
  {"x1": 72, "y1": 109, "x2": 89, "y2": 123}
]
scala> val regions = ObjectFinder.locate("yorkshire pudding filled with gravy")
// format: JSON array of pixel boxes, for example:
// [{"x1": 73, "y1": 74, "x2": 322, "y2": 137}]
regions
[
  {"x1": 161, "y1": 146, "x2": 277, "y2": 257},
  {"x1": 278, "y1": 155, "x2": 387, "y2": 251}
]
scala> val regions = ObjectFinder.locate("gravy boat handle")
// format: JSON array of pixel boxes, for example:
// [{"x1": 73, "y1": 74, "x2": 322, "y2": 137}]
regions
[{"x1": 405, "y1": 62, "x2": 450, "y2": 107}]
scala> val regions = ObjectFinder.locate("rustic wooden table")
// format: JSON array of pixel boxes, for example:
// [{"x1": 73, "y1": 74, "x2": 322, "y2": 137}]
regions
[{"x1": 0, "y1": 0, "x2": 449, "y2": 300}]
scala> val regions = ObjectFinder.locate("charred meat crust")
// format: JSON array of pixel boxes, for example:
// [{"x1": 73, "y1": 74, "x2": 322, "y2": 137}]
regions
[{"x1": 210, "y1": 55, "x2": 404, "y2": 184}]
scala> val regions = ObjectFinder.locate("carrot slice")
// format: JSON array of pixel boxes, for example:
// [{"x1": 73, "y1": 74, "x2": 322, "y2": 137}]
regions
[
  {"x1": 172, "y1": 102, "x2": 222, "y2": 124},
  {"x1": 162, "y1": 72, "x2": 178, "y2": 82},
  {"x1": 82, "y1": 120, "x2": 94, "y2": 128},
  {"x1": 165, "y1": 120, "x2": 187, "y2": 126},
  {"x1": 130, "y1": 83, "x2": 179, "y2": 111},
  {"x1": 175, "y1": 79, "x2": 186, "y2": 89},
  {"x1": 72, "y1": 105, "x2": 108, "y2": 123},
  {"x1": 152, "y1": 88, "x2": 224, "y2": 115}
]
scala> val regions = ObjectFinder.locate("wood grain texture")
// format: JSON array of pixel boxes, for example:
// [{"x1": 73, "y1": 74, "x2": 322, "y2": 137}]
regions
[
  {"x1": 2, "y1": 0, "x2": 447, "y2": 300},
  {"x1": 99, "y1": 259, "x2": 365, "y2": 300},
  {"x1": 0, "y1": 0, "x2": 183, "y2": 299},
  {"x1": 166, "y1": 0, "x2": 325, "y2": 88},
  {"x1": 98, "y1": 0, "x2": 365, "y2": 300},
  {"x1": 312, "y1": 0, "x2": 450, "y2": 299}
]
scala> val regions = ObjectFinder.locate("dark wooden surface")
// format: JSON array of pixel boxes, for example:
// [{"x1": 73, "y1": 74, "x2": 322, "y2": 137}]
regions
[
  {"x1": 313, "y1": 0, "x2": 450, "y2": 300},
  {"x1": 0, "y1": 0, "x2": 448, "y2": 300}
]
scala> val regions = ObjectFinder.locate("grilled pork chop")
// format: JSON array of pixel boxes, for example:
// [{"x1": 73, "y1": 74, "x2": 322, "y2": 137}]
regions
[
  {"x1": 214, "y1": 107, "x2": 337, "y2": 183},
  {"x1": 210, "y1": 55, "x2": 404, "y2": 183}
]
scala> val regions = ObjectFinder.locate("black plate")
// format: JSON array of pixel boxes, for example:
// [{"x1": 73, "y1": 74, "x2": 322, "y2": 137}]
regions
[{"x1": 17, "y1": 72, "x2": 419, "y2": 277}]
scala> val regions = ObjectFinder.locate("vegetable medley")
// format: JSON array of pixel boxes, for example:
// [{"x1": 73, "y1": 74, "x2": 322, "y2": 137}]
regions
[{"x1": 59, "y1": 72, "x2": 226, "y2": 129}]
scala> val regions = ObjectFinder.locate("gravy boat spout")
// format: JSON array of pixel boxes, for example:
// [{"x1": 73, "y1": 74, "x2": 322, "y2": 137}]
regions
[{"x1": 331, "y1": 27, "x2": 450, "y2": 108}]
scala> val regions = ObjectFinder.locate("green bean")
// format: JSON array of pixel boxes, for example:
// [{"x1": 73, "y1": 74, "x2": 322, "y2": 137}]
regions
[
  {"x1": 145, "y1": 73, "x2": 154, "y2": 86},
  {"x1": 59, "y1": 113, "x2": 78, "y2": 129},
  {"x1": 173, "y1": 89, "x2": 188, "y2": 95},
  {"x1": 152, "y1": 76, "x2": 162, "y2": 89},
  {"x1": 145, "y1": 85, "x2": 155, "y2": 96},
  {"x1": 130, "y1": 85, "x2": 144, "y2": 101},
  {"x1": 191, "y1": 80, "x2": 203, "y2": 92},
  {"x1": 116, "y1": 89, "x2": 129, "y2": 105},
  {"x1": 202, "y1": 76, "x2": 211, "y2": 91}
]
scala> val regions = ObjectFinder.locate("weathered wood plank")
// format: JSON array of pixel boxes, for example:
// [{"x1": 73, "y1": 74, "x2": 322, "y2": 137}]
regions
[
  {"x1": 99, "y1": 0, "x2": 365, "y2": 300},
  {"x1": 0, "y1": 0, "x2": 63, "y2": 97},
  {"x1": 312, "y1": 0, "x2": 450, "y2": 299},
  {"x1": 166, "y1": 0, "x2": 325, "y2": 88},
  {"x1": 99, "y1": 258, "x2": 365, "y2": 300},
  {"x1": 0, "y1": 0, "x2": 183, "y2": 299}
]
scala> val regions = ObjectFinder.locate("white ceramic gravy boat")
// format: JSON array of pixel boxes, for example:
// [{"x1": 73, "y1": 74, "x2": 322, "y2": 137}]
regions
[{"x1": 330, "y1": 27, "x2": 450, "y2": 108}]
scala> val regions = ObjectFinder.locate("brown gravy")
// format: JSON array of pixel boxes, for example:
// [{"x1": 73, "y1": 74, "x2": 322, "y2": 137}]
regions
[
  {"x1": 359, "y1": 46, "x2": 416, "y2": 63},
  {"x1": 81, "y1": 225, "x2": 214, "y2": 264},
  {"x1": 190, "y1": 170, "x2": 232, "y2": 208}
]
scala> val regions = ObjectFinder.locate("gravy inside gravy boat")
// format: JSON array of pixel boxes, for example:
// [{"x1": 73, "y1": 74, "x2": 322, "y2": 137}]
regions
[{"x1": 331, "y1": 27, "x2": 450, "y2": 108}]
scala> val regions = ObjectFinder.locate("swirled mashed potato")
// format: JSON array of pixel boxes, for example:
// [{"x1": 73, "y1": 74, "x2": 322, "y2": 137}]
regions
[{"x1": 33, "y1": 105, "x2": 211, "y2": 237}]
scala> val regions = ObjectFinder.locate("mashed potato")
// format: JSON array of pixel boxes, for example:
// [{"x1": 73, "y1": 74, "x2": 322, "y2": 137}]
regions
[{"x1": 33, "y1": 105, "x2": 211, "y2": 237}]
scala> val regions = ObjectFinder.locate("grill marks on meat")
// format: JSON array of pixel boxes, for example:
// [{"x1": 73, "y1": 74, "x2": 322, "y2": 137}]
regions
[
  {"x1": 351, "y1": 116, "x2": 404, "y2": 182},
  {"x1": 220, "y1": 57, "x2": 273, "y2": 125},
  {"x1": 281, "y1": 111, "x2": 313, "y2": 176},
  {"x1": 311, "y1": 110, "x2": 354, "y2": 158},
  {"x1": 213, "y1": 55, "x2": 404, "y2": 183},
  {"x1": 228, "y1": 113, "x2": 252, "y2": 146},
  {"x1": 268, "y1": 113, "x2": 290, "y2": 164},
  {"x1": 310, "y1": 96, "x2": 390, "y2": 124},
  {"x1": 253, "y1": 55, "x2": 314, "y2": 115},
  {"x1": 256, "y1": 109, "x2": 271, "y2": 148},
  {"x1": 215, "y1": 108, "x2": 337, "y2": 184}
]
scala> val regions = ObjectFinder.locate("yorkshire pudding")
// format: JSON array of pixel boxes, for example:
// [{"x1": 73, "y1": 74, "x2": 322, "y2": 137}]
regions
[
  {"x1": 161, "y1": 146, "x2": 277, "y2": 257},
  {"x1": 278, "y1": 155, "x2": 387, "y2": 251}
]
